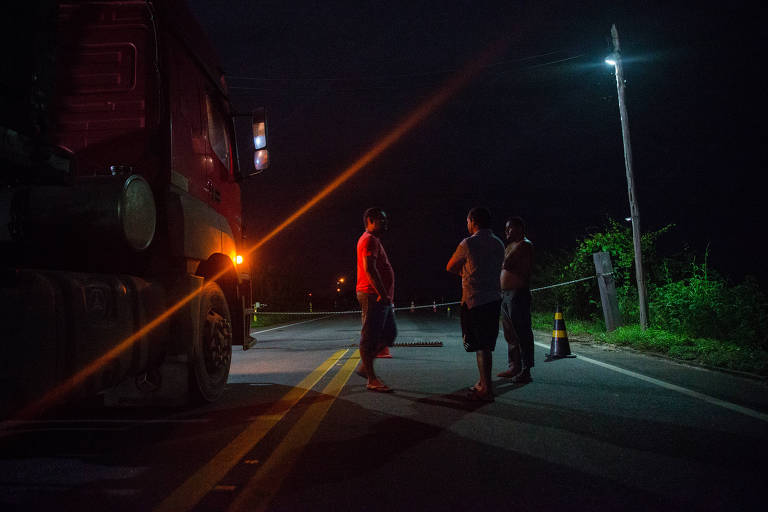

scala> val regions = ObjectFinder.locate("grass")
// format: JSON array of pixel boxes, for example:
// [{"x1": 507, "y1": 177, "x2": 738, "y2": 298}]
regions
[
  {"x1": 251, "y1": 314, "x2": 306, "y2": 329},
  {"x1": 532, "y1": 312, "x2": 768, "y2": 377}
]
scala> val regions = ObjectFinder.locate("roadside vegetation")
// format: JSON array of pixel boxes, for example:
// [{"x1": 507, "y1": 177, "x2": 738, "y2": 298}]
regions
[
  {"x1": 532, "y1": 219, "x2": 768, "y2": 377},
  {"x1": 251, "y1": 313, "x2": 303, "y2": 329}
]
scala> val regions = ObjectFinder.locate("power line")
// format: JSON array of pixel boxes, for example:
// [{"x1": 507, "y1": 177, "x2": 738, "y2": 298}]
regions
[
  {"x1": 227, "y1": 48, "x2": 586, "y2": 85},
  {"x1": 228, "y1": 51, "x2": 588, "y2": 93}
]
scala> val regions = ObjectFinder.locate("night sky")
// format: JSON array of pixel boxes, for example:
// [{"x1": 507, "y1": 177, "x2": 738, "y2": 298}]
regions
[{"x1": 186, "y1": 0, "x2": 761, "y2": 306}]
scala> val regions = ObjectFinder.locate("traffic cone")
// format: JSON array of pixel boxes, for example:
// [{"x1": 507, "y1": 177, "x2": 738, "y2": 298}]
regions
[
  {"x1": 376, "y1": 346, "x2": 392, "y2": 358},
  {"x1": 546, "y1": 305, "x2": 572, "y2": 361}
]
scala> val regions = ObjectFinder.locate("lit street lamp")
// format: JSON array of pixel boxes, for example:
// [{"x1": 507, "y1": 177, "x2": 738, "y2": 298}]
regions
[
  {"x1": 334, "y1": 276, "x2": 347, "y2": 310},
  {"x1": 606, "y1": 24, "x2": 648, "y2": 330}
]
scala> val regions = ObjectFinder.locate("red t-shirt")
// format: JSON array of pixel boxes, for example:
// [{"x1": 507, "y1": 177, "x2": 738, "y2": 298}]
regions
[{"x1": 356, "y1": 231, "x2": 395, "y2": 301}]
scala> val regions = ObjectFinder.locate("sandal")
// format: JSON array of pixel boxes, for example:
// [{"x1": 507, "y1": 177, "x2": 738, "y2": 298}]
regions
[{"x1": 366, "y1": 383, "x2": 394, "y2": 393}]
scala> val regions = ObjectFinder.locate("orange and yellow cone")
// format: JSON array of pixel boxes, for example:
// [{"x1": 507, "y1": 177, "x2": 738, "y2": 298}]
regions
[{"x1": 546, "y1": 305, "x2": 571, "y2": 361}]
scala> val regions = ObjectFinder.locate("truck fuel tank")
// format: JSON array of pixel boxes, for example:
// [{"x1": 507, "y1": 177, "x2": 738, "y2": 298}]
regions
[
  {"x1": 2, "y1": 173, "x2": 156, "y2": 252},
  {"x1": 0, "y1": 270, "x2": 167, "y2": 417}
]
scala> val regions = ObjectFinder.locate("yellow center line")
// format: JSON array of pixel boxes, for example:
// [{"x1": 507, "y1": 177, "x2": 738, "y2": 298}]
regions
[
  {"x1": 228, "y1": 350, "x2": 361, "y2": 512},
  {"x1": 153, "y1": 349, "x2": 349, "y2": 512}
]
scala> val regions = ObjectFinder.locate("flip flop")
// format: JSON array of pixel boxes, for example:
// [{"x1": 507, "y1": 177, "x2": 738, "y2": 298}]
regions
[
  {"x1": 465, "y1": 388, "x2": 494, "y2": 402},
  {"x1": 366, "y1": 383, "x2": 394, "y2": 393}
]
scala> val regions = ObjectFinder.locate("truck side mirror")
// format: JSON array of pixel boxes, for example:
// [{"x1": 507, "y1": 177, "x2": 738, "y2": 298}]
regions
[{"x1": 251, "y1": 107, "x2": 269, "y2": 173}]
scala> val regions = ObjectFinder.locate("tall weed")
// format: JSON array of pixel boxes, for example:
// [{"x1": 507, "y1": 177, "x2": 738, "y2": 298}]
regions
[{"x1": 651, "y1": 259, "x2": 768, "y2": 347}]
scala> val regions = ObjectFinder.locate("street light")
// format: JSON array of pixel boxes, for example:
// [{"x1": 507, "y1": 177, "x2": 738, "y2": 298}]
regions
[
  {"x1": 606, "y1": 24, "x2": 648, "y2": 330},
  {"x1": 334, "y1": 276, "x2": 347, "y2": 310}
]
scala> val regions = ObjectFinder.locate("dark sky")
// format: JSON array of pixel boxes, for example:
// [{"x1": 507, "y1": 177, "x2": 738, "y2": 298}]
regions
[{"x1": 187, "y1": 0, "x2": 761, "y2": 305}]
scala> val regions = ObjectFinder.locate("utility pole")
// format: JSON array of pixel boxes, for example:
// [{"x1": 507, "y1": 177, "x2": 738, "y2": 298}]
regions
[{"x1": 608, "y1": 24, "x2": 648, "y2": 329}]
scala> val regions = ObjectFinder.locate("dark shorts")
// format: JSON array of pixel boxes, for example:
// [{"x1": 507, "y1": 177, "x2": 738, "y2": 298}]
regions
[
  {"x1": 460, "y1": 299, "x2": 501, "y2": 352},
  {"x1": 357, "y1": 292, "x2": 397, "y2": 353}
]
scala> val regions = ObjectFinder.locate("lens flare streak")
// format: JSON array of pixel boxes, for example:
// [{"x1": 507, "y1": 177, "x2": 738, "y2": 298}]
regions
[{"x1": 7, "y1": 40, "x2": 506, "y2": 421}]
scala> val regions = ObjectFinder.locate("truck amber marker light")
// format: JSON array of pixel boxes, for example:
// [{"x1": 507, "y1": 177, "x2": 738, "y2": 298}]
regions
[{"x1": 9, "y1": 40, "x2": 507, "y2": 421}]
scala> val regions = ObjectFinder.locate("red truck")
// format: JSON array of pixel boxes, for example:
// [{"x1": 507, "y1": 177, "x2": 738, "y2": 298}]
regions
[{"x1": 0, "y1": 0, "x2": 268, "y2": 415}]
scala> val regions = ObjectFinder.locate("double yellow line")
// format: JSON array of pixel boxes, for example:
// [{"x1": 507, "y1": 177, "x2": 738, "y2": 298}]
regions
[{"x1": 155, "y1": 349, "x2": 360, "y2": 512}]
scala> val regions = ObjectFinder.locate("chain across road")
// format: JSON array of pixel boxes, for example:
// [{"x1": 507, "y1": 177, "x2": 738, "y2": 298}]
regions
[{"x1": 252, "y1": 273, "x2": 612, "y2": 316}]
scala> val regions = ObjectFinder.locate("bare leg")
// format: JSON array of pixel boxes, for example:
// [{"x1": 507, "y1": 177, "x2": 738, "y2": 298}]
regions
[
  {"x1": 476, "y1": 349, "x2": 493, "y2": 396},
  {"x1": 359, "y1": 343, "x2": 380, "y2": 386}
]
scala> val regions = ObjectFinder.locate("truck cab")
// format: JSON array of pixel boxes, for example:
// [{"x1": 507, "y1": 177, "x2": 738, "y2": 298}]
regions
[{"x1": 0, "y1": 0, "x2": 268, "y2": 415}]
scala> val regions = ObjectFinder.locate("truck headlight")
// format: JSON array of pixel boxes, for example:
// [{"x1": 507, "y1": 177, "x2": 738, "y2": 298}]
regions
[{"x1": 120, "y1": 175, "x2": 156, "y2": 251}]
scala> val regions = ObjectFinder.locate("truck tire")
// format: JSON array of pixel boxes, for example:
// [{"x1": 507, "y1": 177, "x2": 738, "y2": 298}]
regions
[{"x1": 190, "y1": 282, "x2": 232, "y2": 402}]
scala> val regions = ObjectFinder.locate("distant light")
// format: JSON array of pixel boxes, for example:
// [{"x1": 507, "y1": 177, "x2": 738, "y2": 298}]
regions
[
  {"x1": 624, "y1": 217, "x2": 631, "y2": 222},
  {"x1": 605, "y1": 57, "x2": 617, "y2": 66},
  {"x1": 235, "y1": 254, "x2": 244, "y2": 265}
]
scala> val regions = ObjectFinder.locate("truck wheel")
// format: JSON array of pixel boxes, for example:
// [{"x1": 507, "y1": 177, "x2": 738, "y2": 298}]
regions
[{"x1": 191, "y1": 282, "x2": 232, "y2": 402}]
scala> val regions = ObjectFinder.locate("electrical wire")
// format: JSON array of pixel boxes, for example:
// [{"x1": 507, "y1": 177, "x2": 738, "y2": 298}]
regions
[{"x1": 227, "y1": 48, "x2": 589, "y2": 93}]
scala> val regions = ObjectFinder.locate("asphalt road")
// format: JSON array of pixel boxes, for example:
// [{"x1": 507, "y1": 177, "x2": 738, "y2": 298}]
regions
[{"x1": 1, "y1": 311, "x2": 766, "y2": 511}]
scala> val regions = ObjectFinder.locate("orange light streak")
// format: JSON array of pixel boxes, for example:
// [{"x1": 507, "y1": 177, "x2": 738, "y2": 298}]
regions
[
  {"x1": 7, "y1": 40, "x2": 506, "y2": 422},
  {"x1": 10, "y1": 280, "x2": 219, "y2": 420}
]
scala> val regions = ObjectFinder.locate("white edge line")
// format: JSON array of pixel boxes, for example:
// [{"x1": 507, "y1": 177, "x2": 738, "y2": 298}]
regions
[{"x1": 534, "y1": 341, "x2": 768, "y2": 423}]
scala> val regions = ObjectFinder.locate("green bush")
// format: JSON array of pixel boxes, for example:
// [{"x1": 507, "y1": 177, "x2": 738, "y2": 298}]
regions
[
  {"x1": 651, "y1": 259, "x2": 768, "y2": 348},
  {"x1": 535, "y1": 218, "x2": 768, "y2": 350},
  {"x1": 534, "y1": 218, "x2": 671, "y2": 323}
]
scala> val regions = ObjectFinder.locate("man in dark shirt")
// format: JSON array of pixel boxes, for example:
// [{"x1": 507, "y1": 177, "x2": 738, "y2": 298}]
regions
[
  {"x1": 498, "y1": 216, "x2": 535, "y2": 383},
  {"x1": 355, "y1": 207, "x2": 397, "y2": 393}
]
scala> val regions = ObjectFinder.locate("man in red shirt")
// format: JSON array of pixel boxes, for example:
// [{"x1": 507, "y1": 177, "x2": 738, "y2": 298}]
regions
[{"x1": 355, "y1": 207, "x2": 397, "y2": 392}]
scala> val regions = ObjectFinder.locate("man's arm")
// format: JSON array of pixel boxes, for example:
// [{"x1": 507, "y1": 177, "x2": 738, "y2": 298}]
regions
[
  {"x1": 500, "y1": 241, "x2": 533, "y2": 289},
  {"x1": 446, "y1": 243, "x2": 465, "y2": 275},
  {"x1": 517, "y1": 241, "x2": 534, "y2": 275},
  {"x1": 502, "y1": 241, "x2": 533, "y2": 273},
  {"x1": 363, "y1": 254, "x2": 390, "y2": 303}
]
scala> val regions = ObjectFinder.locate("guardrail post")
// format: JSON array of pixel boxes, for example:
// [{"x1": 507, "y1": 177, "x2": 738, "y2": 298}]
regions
[{"x1": 593, "y1": 252, "x2": 622, "y2": 332}]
